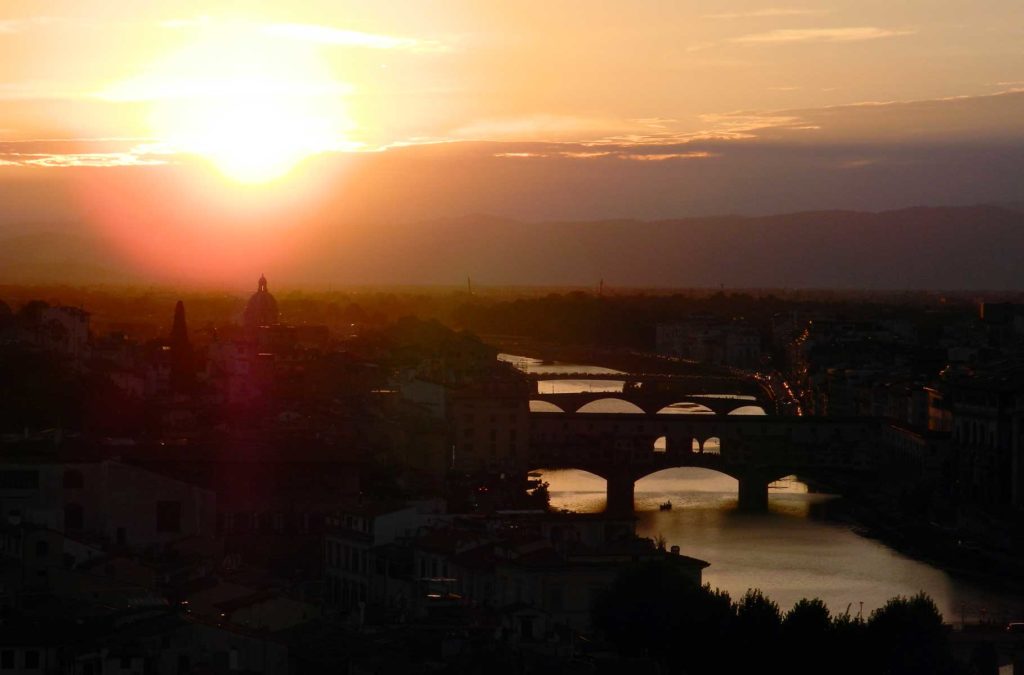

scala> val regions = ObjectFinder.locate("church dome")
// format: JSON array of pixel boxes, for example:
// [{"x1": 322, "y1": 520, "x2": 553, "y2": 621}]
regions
[{"x1": 243, "y1": 274, "x2": 280, "y2": 329}]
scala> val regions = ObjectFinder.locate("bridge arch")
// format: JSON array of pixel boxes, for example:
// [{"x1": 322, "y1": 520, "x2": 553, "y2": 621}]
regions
[
  {"x1": 651, "y1": 435, "x2": 704, "y2": 455},
  {"x1": 526, "y1": 467, "x2": 609, "y2": 512},
  {"x1": 656, "y1": 401, "x2": 715, "y2": 415},
  {"x1": 527, "y1": 466, "x2": 608, "y2": 483},
  {"x1": 636, "y1": 466, "x2": 740, "y2": 492},
  {"x1": 633, "y1": 466, "x2": 803, "y2": 510},
  {"x1": 576, "y1": 398, "x2": 645, "y2": 414},
  {"x1": 728, "y1": 405, "x2": 766, "y2": 416},
  {"x1": 529, "y1": 400, "x2": 565, "y2": 413},
  {"x1": 699, "y1": 436, "x2": 721, "y2": 455}
]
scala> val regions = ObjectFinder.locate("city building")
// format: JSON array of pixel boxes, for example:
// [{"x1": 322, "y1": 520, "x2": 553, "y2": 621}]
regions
[
  {"x1": 244, "y1": 274, "x2": 281, "y2": 330},
  {"x1": 656, "y1": 317, "x2": 762, "y2": 369}
]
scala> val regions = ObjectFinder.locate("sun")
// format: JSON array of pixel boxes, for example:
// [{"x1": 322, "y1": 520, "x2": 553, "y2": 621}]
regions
[
  {"x1": 158, "y1": 84, "x2": 346, "y2": 183},
  {"x1": 102, "y1": 20, "x2": 357, "y2": 183}
]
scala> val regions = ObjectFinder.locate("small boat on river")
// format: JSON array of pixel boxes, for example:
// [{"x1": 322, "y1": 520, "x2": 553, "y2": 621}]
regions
[{"x1": 659, "y1": 501, "x2": 673, "y2": 511}]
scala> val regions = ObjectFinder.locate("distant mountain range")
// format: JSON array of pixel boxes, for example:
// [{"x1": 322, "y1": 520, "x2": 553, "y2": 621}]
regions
[
  {"x1": 0, "y1": 230, "x2": 140, "y2": 285},
  {"x1": 3, "y1": 205, "x2": 1024, "y2": 290},
  {"x1": 296, "y1": 204, "x2": 1024, "y2": 290}
]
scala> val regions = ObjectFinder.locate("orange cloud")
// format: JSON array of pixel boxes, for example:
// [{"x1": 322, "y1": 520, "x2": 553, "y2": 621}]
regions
[
  {"x1": 733, "y1": 27, "x2": 915, "y2": 44},
  {"x1": 704, "y1": 8, "x2": 828, "y2": 20},
  {"x1": 619, "y1": 152, "x2": 717, "y2": 161}
]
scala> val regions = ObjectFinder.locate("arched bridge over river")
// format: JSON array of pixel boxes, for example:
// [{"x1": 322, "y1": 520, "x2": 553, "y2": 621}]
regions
[
  {"x1": 531, "y1": 392, "x2": 762, "y2": 416},
  {"x1": 528, "y1": 412, "x2": 879, "y2": 513},
  {"x1": 525, "y1": 371, "x2": 776, "y2": 414}
]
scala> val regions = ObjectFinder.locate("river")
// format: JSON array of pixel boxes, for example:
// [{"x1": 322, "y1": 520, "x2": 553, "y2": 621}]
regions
[{"x1": 502, "y1": 353, "x2": 1022, "y2": 624}]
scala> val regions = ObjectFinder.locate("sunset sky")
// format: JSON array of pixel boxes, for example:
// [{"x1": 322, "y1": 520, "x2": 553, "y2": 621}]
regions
[{"x1": 1, "y1": 1, "x2": 1023, "y2": 283}]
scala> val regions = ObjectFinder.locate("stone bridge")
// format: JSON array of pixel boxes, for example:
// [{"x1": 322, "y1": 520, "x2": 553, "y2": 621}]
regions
[
  {"x1": 527, "y1": 412, "x2": 879, "y2": 513},
  {"x1": 531, "y1": 392, "x2": 763, "y2": 416},
  {"x1": 525, "y1": 371, "x2": 776, "y2": 413},
  {"x1": 525, "y1": 370, "x2": 764, "y2": 392}
]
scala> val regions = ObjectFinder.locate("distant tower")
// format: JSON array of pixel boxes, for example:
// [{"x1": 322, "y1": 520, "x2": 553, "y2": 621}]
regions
[
  {"x1": 243, "y1": 273, "x2": 280, "y2": 330},
  {"x1": 170, "y1": 300, "x2": 190, "y2": 349},
  {"x1": 169, "y1": 300, "x2": 195, "y2": 392}
]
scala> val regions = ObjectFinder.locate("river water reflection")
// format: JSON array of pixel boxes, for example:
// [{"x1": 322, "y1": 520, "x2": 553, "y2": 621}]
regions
[{"x1": 502, "y1": 354, "x2": 1022, "y2": 622}]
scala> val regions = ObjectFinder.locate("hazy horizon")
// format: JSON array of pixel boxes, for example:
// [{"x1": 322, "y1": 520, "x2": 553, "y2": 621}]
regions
[
  {"x1": 2, "y1": 204, "x2": 1024, "y2": 291},
  {"x1": 1, "y1": 2, "x2": 1022, "y2": 287}
]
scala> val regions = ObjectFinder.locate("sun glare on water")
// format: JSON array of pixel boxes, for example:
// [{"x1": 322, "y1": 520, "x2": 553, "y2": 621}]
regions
[{"x1": 102, "y1": 20, "x2": 358, "y2": 183}]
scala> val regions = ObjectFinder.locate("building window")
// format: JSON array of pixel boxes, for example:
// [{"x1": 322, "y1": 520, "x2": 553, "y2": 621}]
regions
[
  {"x1": 0, "y1": 470, "x2": 39, "y2": 490},
  {"x1": 156, "y1": 501, "x2": 182, "y2": 533},
  {"x1": 548, "y1": 587, "x2": 564, "y2": 610},
  {"x1": 63, "y1": 469, "x2": 84, "y2": 489},
  {"x1": 35, "y1": 540, "x2": 49, "y2": 557},
  {"x1": 0, "y1": 650, "x2": 12, "y2": 670},
  {"x1": 24, "y1": 650, "x2": 40, "y2": 669},
  {"x1": 64, "y1": 503, "x2": 84, "y2": 531}
]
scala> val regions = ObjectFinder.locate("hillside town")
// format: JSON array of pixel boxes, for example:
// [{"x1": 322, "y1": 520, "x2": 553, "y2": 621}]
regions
[{"x1": 0, "y1": 281, "x2": 1022, "y2": 672}]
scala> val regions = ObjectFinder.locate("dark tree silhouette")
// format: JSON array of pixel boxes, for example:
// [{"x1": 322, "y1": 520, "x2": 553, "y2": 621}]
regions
[
  {"x1": 595, "y1": 581, "x2": 968, "y2": 675},
  {"x1": 830, "y1": 609, "x2": 870, "y2": 675},
  {"x1": 867, "y1": 592, "x2": 955, "y2": 675},
  {"x1": 593, "y1": 561, "x2": 726, "y2": 666},
  {"x1": 783, "y1": 598, "x2": 832, "y2": 675},
  {"x1": 785, "y1": 597, "x2": 831, "y2": 635},
  {"x1": 731, "y1": 589, "x2": 783, "y2": 671}
]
